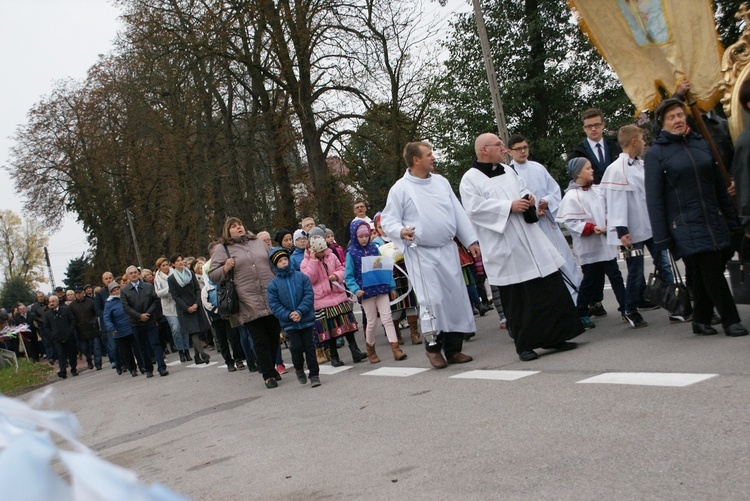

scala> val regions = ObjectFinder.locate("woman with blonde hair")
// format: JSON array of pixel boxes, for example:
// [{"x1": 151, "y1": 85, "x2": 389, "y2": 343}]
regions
[{"x1": 155, "y1": 257, "x2": 190, "y2": 362}]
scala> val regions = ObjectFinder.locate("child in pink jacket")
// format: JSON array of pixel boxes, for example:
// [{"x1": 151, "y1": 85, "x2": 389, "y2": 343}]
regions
[{"x1": 301, "y1": 235, "x2": 366, "y2": 366}]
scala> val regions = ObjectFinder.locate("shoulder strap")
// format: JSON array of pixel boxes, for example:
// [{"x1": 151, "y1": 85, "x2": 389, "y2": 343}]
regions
[{"x1": 222, "y1": 244, "x2": 234, "y2": 281}]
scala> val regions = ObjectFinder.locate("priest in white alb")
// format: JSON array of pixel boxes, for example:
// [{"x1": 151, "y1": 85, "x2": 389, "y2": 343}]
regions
[
  {"x1": 459, "y1": 133, "x2": 583, "y2": 362},
  {"x1": 508, "y1": 134, "x2": 582, "y2": 301},
  {"x1": 381, "y1": 141, "x2": 478, "y2": 369}
]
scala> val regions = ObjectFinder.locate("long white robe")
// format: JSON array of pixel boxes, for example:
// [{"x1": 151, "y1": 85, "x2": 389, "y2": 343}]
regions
[
  {"x1": 380, "y1": 170, "x2": 478, "y2": 334},
  {"x1": 600, "y1": 153, "x2": 652, "y2": 246},
  {"x1": 512, "y1": 159, "x2": 582, "y2": 297},
  {"x1": 556, "y1": 184, "x2": 618, "y2": 265},
  {"x1": 459, "y1": 166, "x2": 564, "y2": 286}
]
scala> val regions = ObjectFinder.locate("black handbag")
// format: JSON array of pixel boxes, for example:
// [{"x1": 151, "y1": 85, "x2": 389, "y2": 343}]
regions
[
  {"x1": 644, "y1": 251, "x2": 692, "y2": 318},
  {"x1": 217, "y1": 244, "x2": 239, "y2": 318},
  {"x1": 727, "y1": 237, "x2": 750, "y2": 304}
]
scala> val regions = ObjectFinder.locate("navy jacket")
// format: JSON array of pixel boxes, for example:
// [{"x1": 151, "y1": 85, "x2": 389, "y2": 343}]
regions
[
  {"x1": 267, "y1": 249, "x2": 315, "y2": 331},
  {"x1": 569, "y1": 138, "x2": 622, "y2": 184},
  {"x1": 43, "y1": 305, "x2": 77, "y2": 343},
  {"x1": 103, "y1": 296, "x2": 134, "y2": 339},
  {"x1": 645, "y1": 129, "x2": 738, "y2": 258}
]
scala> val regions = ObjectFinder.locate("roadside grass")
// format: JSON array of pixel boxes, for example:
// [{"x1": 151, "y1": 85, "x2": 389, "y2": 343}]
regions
[{"x1": 0, "y1": 358, "x2": 55, "y2": 395}]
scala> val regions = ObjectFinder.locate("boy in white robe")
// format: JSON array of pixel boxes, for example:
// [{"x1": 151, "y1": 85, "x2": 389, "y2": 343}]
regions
[
  {"x1": 381, "y1": 141, "x2": 478, "y2": 369},
  {"x1": 508, "y1": 134, "x2": 582, "y2": 300},
  {"x1": 557, "y1": 158, "x2": 626, "y2": 329}
]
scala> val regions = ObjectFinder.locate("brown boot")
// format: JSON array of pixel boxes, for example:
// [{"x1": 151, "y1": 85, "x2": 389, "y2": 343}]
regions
[
  {"x1": 315, "y1": 348, "x2": 327, "y2": 365},
  {"x1": 407, "y1": 315, "x2": 422, "y2": 344},
  {"x1": 390, "y1": 342, "x2": 407, "y2": 361},
  {"x1": 365, "y1": 343, "x2": 381, "y2": 364}
]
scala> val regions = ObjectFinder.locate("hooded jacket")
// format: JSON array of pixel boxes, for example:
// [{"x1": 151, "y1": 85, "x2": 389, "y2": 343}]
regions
[
  {"x1": 266, "y1": 247, "x2": 315, "y2": 331},
  {"x1": 103, "y1": 295, "x2": 134, "y2": 339},
  {"x1": 301, "y1": 247, "x2": 349, "y2": 310},
  {"x1": 645, "y1": 129, "x2": 738, "y2": 258},
  {"x1": 344, "y1": 219, "x2": 394, "y2": 299}
]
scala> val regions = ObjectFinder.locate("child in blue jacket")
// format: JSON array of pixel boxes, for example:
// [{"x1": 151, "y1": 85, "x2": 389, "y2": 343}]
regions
[{"x1": 266, "y1": 247, "x2": 320, "y2": 388}]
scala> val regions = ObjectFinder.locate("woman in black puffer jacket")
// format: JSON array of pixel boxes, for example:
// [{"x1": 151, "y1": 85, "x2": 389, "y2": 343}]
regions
[
  {"x1": 646, "y1": 99, "x2": 748, "y2": 336},
  {"x1": 645, "y1": 98, "x2": 747, "y2": 337}
]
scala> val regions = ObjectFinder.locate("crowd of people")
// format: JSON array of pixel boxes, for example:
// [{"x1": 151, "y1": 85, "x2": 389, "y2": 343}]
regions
[{"x1": 3, "y1": 90, "x2": 750, "y2": 387}]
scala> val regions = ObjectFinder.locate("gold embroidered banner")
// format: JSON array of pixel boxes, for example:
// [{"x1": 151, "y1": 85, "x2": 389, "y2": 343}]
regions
[{"x1": 568, "y1": 0, "x2": 723, "y2": 112}]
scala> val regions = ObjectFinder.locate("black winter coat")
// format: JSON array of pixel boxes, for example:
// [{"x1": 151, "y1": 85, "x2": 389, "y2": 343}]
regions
[
  {"x1": 69, "y1": 296, "x2": 98, "y2": 340},
  {"x1": 43, "y1": 305, "x2": 77, "y2": 343},
  {"x1": 120, "y1": 280, "x2": 160, "y2": 326},
  {"x1": 645, "y1": 129, "x2": 739, "y2": 258},
  {"x1": 168, "y1": 272, "x2": 210, "y2": 335}
]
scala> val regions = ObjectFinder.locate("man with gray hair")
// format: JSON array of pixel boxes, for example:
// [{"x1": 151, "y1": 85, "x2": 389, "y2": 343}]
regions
[{"x1": 120, "y1": 265, "x2": 169, "y2": 377}]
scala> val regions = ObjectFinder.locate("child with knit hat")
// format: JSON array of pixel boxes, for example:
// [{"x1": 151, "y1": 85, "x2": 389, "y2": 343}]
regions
[
  {"x1": 556, "y1": 157, "x2": 626, "y2": 329},
  {"x1": 345, "y1": 220, "x2": 406, "y2": 362},
  {"x1": 266, "y1": 247, "x2": 320, "y2": 388}
]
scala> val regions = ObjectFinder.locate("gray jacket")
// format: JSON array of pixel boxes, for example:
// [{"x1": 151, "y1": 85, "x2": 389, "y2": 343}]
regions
[{"x1": 120, "y1": 280, "x2": 160, "y2": 326}]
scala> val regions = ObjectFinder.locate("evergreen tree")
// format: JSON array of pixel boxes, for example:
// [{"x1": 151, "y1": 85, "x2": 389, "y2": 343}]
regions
[
  {"x1": 428, "y1": 0, "x2": 632, "y2": 188},
  {"x1": 0, "y1": 276, "x2": 36, "y2": 311},
  {"x1": 63, "y1": 254, "x2": 90, "y2": 289}
]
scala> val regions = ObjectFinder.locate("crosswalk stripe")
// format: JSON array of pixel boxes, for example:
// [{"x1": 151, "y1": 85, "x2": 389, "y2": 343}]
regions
[
  {"x1": 362, "y1": 367, "x2": 429, "y2": 377},
  {"x1": 450, "y1": 370, "x2": 539, "y2": 381},
  {"x1": 577, "y1": 372, "x2": 717, "y2": 387},
  {"x1": 318, "y1": 365, "x2": 353, "y2": 375},
  {"x1": 187, "y1": 362, "x2": 218, "y2": 369}
]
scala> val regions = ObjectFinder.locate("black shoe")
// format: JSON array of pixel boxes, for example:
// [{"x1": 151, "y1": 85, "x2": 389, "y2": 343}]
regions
[
  {"x1": 116, "y1": 367, "x2": 123, "y2": 375},
  {"x1": 265, "y1": 378, "x2": 278, "y2": 388},
  {"x1": 87, "y1": 361, "x2": 94, "y2": 370},
  {"x1": 247, "y1": 361, "x2": 259, "y2": 372},
  {"x1": 273, "y1": 371, "x2": 282, "y2": 381},
  {"x1": 158, "y1": 367, "x2": 169, "y2": 377},
  {"x1": 146, "y1": 371, "x2": 154, "y2": 378},
  {"x1": 472, "y1": 305, "x2": 480, "y2": 316},
  {"x1": 544, "y1": 341, "x2": 577, "y2": 351},
  {"x1": 580, "y1": 316, "x2": 596, "y2": 329},
  {"x1": 235, "y1": 360, "x2": 246, "y2": 370},
  {"x1": 310, "y1": 376, "x2": 321, "y2": 387},
  {"x1": 95, "y1": 366, "x2": 102, "y2": 370},
  {"x1": 296, "y1": 370, "x2": 308, "y2": 384},
  {"x1": 350, "y1": 348, "x2": 367, "y2": 363},
  {"x1": 463, "y1": 332, "x2": 476, "y2": 341},
  {"x1": 724, "y1": 323, "x2": 749, "y2": 337},
  {"x1": 518, "y1": 350, "x2": 538, "y2": 362},
  {"x1": 622, "y1": 311, "x2": 648, "y2": 329},
  {"x1": 194, "y1": 354, "x2": 203, "y2": 365},
  {"x1": 710, "y1": 313, "x2": 722, "y2": 325},
  {"x1": 330, "y1": 357, "x2": 345, "y2": 367},
  {"x1": 179, "y1": 350, "x2": 187, "y2": 362},
  {"x1": 184, "y1": 351, "x2": 193, "y2": 361},
  {"x1": 637, "y1": 300, "x2": 660, "y2": 311},
  {"x1": 227, "y1": 363, "x2": 237, "y2": 372},
  {"x1": 57, "y1": 371, "x2": 67, "y2": 379},
  {"x1": 588, "y1": 302, "x2": 607, "y2": 318},
  {"x1": 71, "y1": 370, "x2": 79, "y2": 377},
  {"x1": 130, "y1": 369, "x2": 138, "y2": 377},
  {"x1": 476, "y1": 303, "x2": 490, "y2": 316},
  {"x1": 692, "y1": 322, "x2": 718, "y2": 335},
  {"x1": 202, "y1": 353, "x2": 210, "y2": 364},
  {"x1": 669, "y1": 314, "x2": 691, "y2": 323}
]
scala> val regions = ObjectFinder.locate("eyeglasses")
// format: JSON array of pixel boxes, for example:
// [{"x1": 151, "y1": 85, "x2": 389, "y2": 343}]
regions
[
  {"x1": 485, "y1": 142, "x2": 505, "y2": 149},
  {"x1": 509, "y1": 146, "x2": 529, "y2": 152},
  {"x1": 583, "y1": 122, "x2": 604, "y2": 130}
]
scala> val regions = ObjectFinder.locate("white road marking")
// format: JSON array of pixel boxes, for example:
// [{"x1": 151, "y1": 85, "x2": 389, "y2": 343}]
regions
[
  {"x1": 362, "y1": 367, "x2": 429, "y2": 377},
  {"x1": 450, "y1": 370, "x2": 539, "y2": 381},
  {"x1": 577, "y1": 372, "x2": 717, "y2": 387}
]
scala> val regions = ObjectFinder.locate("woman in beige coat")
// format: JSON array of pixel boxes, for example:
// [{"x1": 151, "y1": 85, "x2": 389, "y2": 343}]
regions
[{"x1": 209, "y1": 217, "x2": 282, "y2": 388}]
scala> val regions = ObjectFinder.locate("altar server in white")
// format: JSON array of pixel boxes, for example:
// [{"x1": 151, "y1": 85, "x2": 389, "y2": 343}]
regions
[
  {"x1": 381, "y1": 141, "x2": 478, "y2": 369},
  {"x1": 508, "y1": 134, "x2": 582, "y2": 300},
  {"x1": 460, "y1": 133, "x2": 582, "y2": 362}
]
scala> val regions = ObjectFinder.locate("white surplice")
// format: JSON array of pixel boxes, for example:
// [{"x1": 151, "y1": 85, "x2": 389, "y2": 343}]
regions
[
  {"x1": 380, "y1": 169, "x2": 478, "y2": 334},
  {"x1": 459, "y1": 166, "x2": 564, "y2": 286},
  {"x1": 512, "y1": 159, "x2": 582, "y2": 297},
  {"x1": 556, "y1": 184, "x2": 618, "y2": 265},
  {"x1": 600, "y1": 153, "x2": 652, "y2": 246}
]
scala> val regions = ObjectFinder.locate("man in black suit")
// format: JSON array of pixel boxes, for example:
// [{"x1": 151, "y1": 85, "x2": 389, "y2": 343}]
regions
[
  {"x1": 43, "y1": 295, "x2": 79, "y2": 379},
  {"x1": 569, "y1": 108, "x2": 622, "y2": 184},
  {"x1": 120, "y1": 265, "x2": 169, "y2": 377}
]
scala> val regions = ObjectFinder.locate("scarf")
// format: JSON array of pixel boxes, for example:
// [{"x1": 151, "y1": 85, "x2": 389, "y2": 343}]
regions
[{"x1": 173, "y1": 267, "x2": 193, "y2": 288}]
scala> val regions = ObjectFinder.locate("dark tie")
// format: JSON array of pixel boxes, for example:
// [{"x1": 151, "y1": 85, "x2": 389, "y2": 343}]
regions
[{"x1": 596, "y1": 143, "x2": 604, "y2": 165}]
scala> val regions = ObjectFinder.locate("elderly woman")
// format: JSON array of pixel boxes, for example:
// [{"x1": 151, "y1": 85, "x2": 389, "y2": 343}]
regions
[
  {"x1": 209, "y1": 217, "x2": 282, "y2": 387},
  {"x1": 645, "y1": 98, "x2": 748, "y2": 337},
  {"x1": 168, "y1": 254, "x2": 211, "y2": 364},
  {"x1": 155, "y1": 257, "x2": 190, "y2": 361}
]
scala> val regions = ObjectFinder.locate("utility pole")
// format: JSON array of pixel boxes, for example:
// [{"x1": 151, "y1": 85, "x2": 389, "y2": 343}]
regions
[
  {"x1": 43, "y1": 246, "x2": 55, "y2": 289},
  {"x1": 125, "y1": 209, "x2": 144, "y2": 270},
  {"x1": 472, "y1": 0, "x2": 509, "y2": 144}
]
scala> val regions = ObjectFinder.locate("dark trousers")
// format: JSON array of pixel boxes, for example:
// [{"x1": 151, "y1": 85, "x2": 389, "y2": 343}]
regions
[
  {"x1": 131, "y1": 322, "x2": 165, "y2": 372},
  {"x1": 40, "y1": 327, "x2": 56, "y2": 361},
  {"x1": 211, "y1": 318, "x2": 242, "y2": 365},
  {"x1": 684, "y1": 250, "x2": 740, "y2": 326},
  {"x1": 578, "y1": 258, "x2": 625, "y2": 316},
  {"x1": 476, "y1": 275, "x2": 490, "y2": 305},
  {"x1": 78, "y1": 337, "x2": 102, "y2": 368},
  {"x1": 285, "y1": 326, "x2": 319, "y2": 377},
  {"x1": 244, "y1": 315, "x2": 281, "y2": 380},
  {"x1": 22, "y1": 335, "x2": 44, "y2": 361},
  {"x1": 425, "y1": 331, "x2": 464, "y2": 358},
  {"x1": 54, "y1": 338, "x2": 78, "y2": 374},
  {"x1": 115, "y1": 335, "x2": 139, "y2": 372}
]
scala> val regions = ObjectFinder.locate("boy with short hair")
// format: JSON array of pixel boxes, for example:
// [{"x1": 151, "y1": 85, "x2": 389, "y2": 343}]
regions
[
  {"x1": 266, "y1": 247, "x2": 320, "y2": 388},
  {"x1": 557, "y1": 158, "x2": 626, "y2": 329},
  {"x1": 601, "y1": 125, "x2": 666, "y2": 328}
]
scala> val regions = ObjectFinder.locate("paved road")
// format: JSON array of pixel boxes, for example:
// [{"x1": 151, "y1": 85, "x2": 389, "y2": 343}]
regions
[{"x1": 24, "y1": 289, "x2": 750, "y2": 500}]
